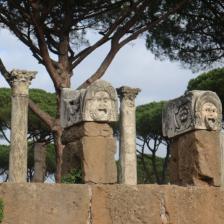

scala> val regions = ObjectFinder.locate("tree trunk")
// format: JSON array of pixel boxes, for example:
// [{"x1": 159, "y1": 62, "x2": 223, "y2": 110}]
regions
[
  {"x1": 54, "y1": 127, "x2": 64, "y2": 183},
  {"x1": 33, "y1": 142, "x2": 47, "y2": 183}
]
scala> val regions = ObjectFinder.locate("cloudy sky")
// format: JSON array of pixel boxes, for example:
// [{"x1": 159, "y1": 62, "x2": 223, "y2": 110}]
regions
[{"x1": 0, "y1": 29, "x2": 200, "y2": 105}]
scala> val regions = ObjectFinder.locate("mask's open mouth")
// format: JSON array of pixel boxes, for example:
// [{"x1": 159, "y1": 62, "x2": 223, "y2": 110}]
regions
[
  {"x1": 98, "y1": 108, "x2": 107, "y2": 114},
  {"x1": 207, "y1": 118, "x2": 215, "y2": 123}
]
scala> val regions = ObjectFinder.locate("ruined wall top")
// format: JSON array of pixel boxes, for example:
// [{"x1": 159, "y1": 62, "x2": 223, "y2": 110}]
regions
[
  {"x1": 61, "y1": 80, "x2": 118, "y2": 128},
  {"x1": 162, "y1": 90, "x2": 222, "y2": 138}
]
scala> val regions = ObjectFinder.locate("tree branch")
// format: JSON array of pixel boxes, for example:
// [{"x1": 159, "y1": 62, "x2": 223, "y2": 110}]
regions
[
  {"x1": 28, "y1": 2, "x2": 61, "y2": 90},
  {"x1": 120, "y1": 0, "x2": 192, "y2": 47},
  {"x1": 71, "y1": 4, "x2": 132, "y2": 69},
  {"x1": 77, "y1": 42, "x2": 120, "y2": 89}
]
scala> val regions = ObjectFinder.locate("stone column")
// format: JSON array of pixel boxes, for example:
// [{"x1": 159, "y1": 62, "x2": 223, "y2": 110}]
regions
[
  {"x1": 117, "y1": 86, "x2": 140, "y2": 185},
  {"x1": 9, "y1": 70, "x2": 36, "y2": 183}
]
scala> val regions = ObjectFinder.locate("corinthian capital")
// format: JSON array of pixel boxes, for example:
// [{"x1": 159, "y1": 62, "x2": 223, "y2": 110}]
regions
[
  {"x1": 10, "y1": 69, "x2": 36, "y2": 96},
  {"x1": 10, "y1": 69, "x2": 36, "y2": 85},
  {"x1": 117, "y1": 86, "x2": 141, "y2": 107}
]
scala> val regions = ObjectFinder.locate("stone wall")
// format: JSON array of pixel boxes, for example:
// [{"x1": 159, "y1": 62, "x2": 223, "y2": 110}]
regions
[{"x1": 0, "y1": 183, "x2": 224, "y2": 224}]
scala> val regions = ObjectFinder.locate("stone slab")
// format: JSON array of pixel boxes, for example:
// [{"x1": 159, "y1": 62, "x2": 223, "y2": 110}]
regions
[
  {"x1": 0, "y1": 183, "x2": 89, "y2": 224},
  {"x1": 91, "y1": 185, "x2": 224, "y2": 224},
  {"x1": 0, "y1": 184, "x2": 224, "y2": 224}
]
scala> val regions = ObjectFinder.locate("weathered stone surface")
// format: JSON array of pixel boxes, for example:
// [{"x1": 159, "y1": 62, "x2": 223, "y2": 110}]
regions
[
  {"x1": 91, "y1": 185, "x2": 161, "y2": 224},
  {"x1": 163, "y1": 90, "x2": 222, "y2": 138},
  {"x1": 62, "y1": 122, "x2": 113, "y2": 144},
  {"x1": 1, "y1": 184, "x2": 224, "y2": 224},
  {"x1": 82, "y1": 80, "x2": 118, "y2": 122},
  {"x1": 10, "y1": 70, "x2": 36, "y2": 96},
  {"x1": 0, "y1": 183, "x2": 89, "y2": 224},
  {"x1": 220, "y1": 132, "x2": 224, "y2": 187},
  {"x1": 82, "y1": 136, "x2": 117, "y2": 184},
  {"x1": 169, "y1": 130, "x2": 221, "y2": 186},
  {"x1": 60, "y1": 80, "x2": 118, "y2": 128},
  {"x1": 117, "y1": 86, "x2": 140, "y2": 185},
  {"x1": 62, "y1": 122, "x2": 117, "y2": 183},
  {"x1": 60, "y1": 88, "x2": 85, "y2": 128},
  {"x1": 91, "y1": 185, "x2": 224, "y2": 224},
  {"x1": 9, "y1": 70, "x2": 36, "y2": 183}
]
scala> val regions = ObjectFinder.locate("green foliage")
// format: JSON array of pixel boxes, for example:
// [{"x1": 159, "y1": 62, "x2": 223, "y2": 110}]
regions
[
  {"x1": 0, "y1": 88, "x2": 56, "y2": 179},
  {"x1": 137, "y1": 155, "x2": 168, "y2": 184},
  {"x1": 136, "y1": 101, "x2": 166, "y2": 138},
  {"x1": 187, "y1": 68, "x2": 224, "y2": 104},
  {"x1": 136, "y1": 101, "x2": 170, "y2": 184},
  {"x1": 0, "y1": 88, "x2": 56, "y2": 139},
  {"x1": 0, "y1": 88, "x2": 11, "y2": 128},
  {"x1": 146, "y1": 1, "x2": 224, "y2": 70},
  {"x1": 0, "y1": 145, "x2": 9, "y2": 171},
  {"x1": 61, "y1": 169, "x2": 82, "y2": 184},
  {"x1": 28, "y1": 89, "x2": 56, "y2": 137},
  {"x1": 0, "y1": 198, "x2": 4, "y2": 223},
  {"x1": 0, "y1": 144, "x2": 55, "y2": 177}
]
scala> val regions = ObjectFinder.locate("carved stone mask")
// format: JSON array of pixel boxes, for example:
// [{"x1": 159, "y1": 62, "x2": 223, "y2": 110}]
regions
[
  {"x1": 201, "y1": 102, "x2": 218, "y2": 130},
  {"x1": 90, "y1": 91, "x2": 112, "y2": 120},
  {"x1": 162, "y1": 90, "x2": 222, "y2": 138}
]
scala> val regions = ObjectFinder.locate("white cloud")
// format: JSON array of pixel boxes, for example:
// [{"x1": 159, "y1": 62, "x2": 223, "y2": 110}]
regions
[{"x1": 0, "y1": 29, "x2": 200, "y2": 105}]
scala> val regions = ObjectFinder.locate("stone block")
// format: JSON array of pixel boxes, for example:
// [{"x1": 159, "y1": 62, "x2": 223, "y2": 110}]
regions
[
  {"x1": 60, "y1": 80, "x2": 118, "y2": 128},
  {"x1": 163, "y1": 90, "x2": 222, "y2": 138},
  {"x1": 0, "y1": 183, "x2": 89, "y2": 224},
  {"x1": 91, "y1": 185, "x2": 161, "y2": 224},
  {"x1": 62, "y1": 122, "x2": 113, "y2": 144},
  {"x1": 82, "y1": 136, "x2": 117, "y2": 184},
  {"x1": 91, "y1": 185, "x2": 224, "y2": 224},
  {"x1": 169, "y1": 130, "x2": 221, "y2": 186}
]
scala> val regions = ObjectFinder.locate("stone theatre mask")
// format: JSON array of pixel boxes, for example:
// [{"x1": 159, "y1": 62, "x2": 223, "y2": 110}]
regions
[{"x1": 83, "y1": 80, "x2": 118, "y2": 122}]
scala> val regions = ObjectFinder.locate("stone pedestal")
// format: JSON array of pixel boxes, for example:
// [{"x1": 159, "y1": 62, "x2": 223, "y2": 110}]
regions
[
  {"x1": 117, "y1": 86, "x2": 140, "y2": 185},
  {"x1": 62, "y1": 122, "x2": 117, "y2": 184},
  {"x1": 169, "y1": 130, "x2": 221, "y2": 186},
  {"x1": 163, "y1": 90, "x2": 222, "y2": 186},
  {"x1": 9, "y1": 70, "x2": 36, "y2": 182}
]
